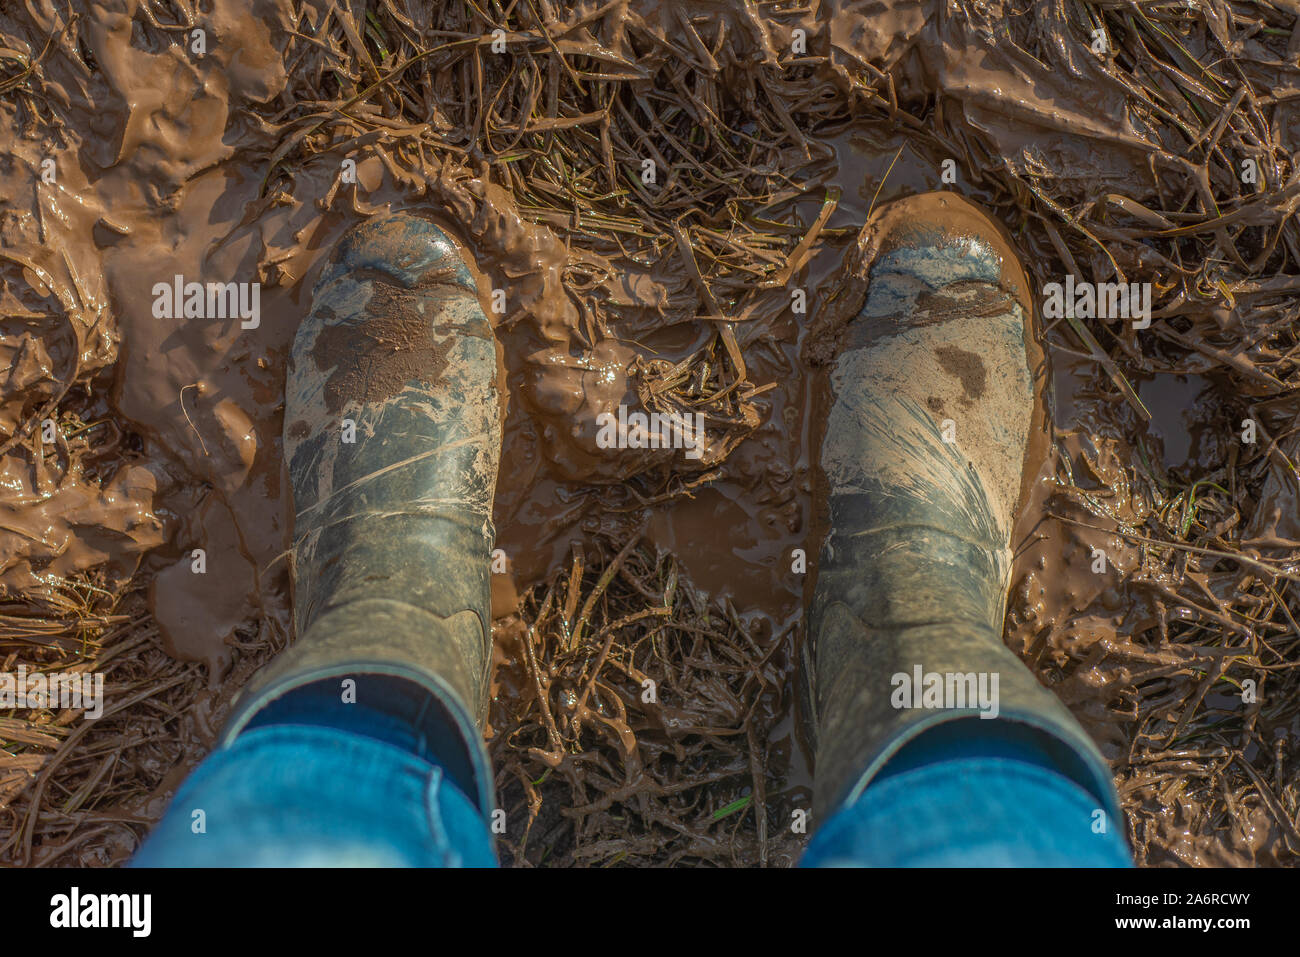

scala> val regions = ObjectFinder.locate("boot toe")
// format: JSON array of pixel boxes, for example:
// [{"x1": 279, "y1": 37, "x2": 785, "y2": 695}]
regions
[
  {"x1": 861, "y1": 192, "x2": 1033, "y2": 317},
  {"x1": 327, "y1": 212, "x2": 476, "y2": 293}
]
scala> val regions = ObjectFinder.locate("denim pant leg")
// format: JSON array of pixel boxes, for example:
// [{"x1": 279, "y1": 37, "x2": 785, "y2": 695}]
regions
[
  {"x1": 132, "y1": 679, "x2": 496, "y2": 867},
  {"x1": 802, "y1": 721, "x2": 1132, "y2": 868}
]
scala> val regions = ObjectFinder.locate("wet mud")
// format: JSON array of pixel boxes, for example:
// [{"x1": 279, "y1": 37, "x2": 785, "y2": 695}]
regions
[{"x1": 2, "y1": 1, "x2": 1298, "y2": 866}]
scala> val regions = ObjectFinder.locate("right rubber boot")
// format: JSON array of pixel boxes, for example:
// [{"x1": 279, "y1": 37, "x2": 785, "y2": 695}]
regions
[
  {"x1": 811, "y1": 192, "x2": 1121, "y2": 826},
  {"x1": 220, "y1": 212, "x2": 502, "y2": 817}
]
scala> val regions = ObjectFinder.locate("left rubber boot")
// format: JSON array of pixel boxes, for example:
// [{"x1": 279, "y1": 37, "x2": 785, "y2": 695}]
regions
[{"x1": 219, "y1": 212, "x2": 502, "y2": 816}]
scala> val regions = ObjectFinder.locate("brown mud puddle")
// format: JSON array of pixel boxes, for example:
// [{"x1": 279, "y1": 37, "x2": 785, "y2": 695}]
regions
[{"x1": 2, "y1": 1, "x2": 1299, "y2": 866}]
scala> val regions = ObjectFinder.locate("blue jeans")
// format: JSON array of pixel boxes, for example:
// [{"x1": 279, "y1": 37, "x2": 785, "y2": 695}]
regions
[
  {"x1": 132, "y1": 680, "x2": 495, "y2": 867},
  {"x1": 133, "y1": 682, "x2": 1129, "y2": 867},
  {"x1": 801, "y1": 721, "x2": 1132, "y2": 867}
]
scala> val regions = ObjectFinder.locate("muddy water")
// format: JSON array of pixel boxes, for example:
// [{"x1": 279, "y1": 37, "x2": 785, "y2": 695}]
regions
[{"x1": 4, "y1": 0, "x2": 1295, "y2": 865}]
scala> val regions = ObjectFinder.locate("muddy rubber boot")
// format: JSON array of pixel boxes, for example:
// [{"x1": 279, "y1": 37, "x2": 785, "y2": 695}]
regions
[
  {"x1": 811, "y1": 192, "x2": 1120, "y2": 825},
  {"x1": 219, "y1": 212, "x2": 502, "y2": 817}
]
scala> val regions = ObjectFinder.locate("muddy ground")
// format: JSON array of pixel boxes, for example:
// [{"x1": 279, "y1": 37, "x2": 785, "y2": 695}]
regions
[{"x1": 2, "y1": 0, "x2": 1299, "y2": 867}]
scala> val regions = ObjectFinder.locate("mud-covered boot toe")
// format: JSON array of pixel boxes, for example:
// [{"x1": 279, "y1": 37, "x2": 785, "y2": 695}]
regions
[{"x1": 327, "y1": 214, "x2": 478, "y2": 292}]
